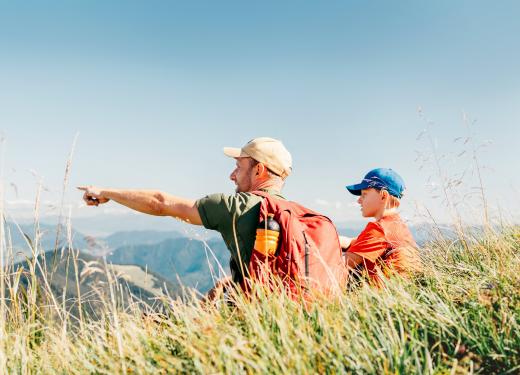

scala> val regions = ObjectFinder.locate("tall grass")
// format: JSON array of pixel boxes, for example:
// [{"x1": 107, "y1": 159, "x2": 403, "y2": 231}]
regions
[{"x1": 0, "y1": 220, "x2": 518, "y2": 374}]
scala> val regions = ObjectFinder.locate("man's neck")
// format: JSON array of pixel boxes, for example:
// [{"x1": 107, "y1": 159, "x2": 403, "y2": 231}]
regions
[{"x1": 249, "y1": 179, "x2": 283, "y2": 192}]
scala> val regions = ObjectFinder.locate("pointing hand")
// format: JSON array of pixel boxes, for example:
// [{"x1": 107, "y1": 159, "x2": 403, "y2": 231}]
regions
[{"x1": 77, "y1": 186, "x2": 110, "y2": 206}]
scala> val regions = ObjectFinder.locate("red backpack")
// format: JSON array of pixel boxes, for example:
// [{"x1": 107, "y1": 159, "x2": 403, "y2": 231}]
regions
[{"x1": 243, "y1": 191, "x2": 347, "y2": 297}]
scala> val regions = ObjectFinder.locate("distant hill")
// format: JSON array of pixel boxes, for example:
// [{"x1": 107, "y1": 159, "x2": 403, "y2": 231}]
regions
[
  {"x1": 102, "y1": 230, "x2": 185, "y2": 249},
  {"x1": 83, "y1": 229, "x2": 200, "y2": 257},
  {"x1": 11, "y1": 249, "x2": 181, "y2": 318},
  {"x1": 107, "y1": 237, "x2": 230, "y2": 293}
]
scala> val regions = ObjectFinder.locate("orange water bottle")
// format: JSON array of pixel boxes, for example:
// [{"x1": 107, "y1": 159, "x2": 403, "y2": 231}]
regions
[{"x1": 254, "y1": 214, "x2": 280, "y2": 256}]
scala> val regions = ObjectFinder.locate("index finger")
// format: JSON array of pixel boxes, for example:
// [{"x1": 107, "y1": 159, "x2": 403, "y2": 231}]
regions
[{"x1": 77, "y1": 186, "x2": 88, "y2": 191}]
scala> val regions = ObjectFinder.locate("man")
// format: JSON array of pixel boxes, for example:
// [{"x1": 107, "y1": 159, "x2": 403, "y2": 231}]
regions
[{"x1": 78, "y1": 137, "x2": 292, "y2": 286}]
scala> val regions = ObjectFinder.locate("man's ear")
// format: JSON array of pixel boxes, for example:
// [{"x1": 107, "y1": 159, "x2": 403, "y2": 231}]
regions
[{"x1": 256, "y1": 163, "x2": 266, "y2": 176}]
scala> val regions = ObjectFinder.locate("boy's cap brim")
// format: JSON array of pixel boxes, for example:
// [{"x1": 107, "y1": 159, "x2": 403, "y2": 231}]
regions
[{"x1": 345, "y1": 183, "x2": 368, "y2": 196}]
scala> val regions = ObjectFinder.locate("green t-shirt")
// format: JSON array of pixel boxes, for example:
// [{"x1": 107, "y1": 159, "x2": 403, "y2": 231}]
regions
[{"x1": 195, "y1": 189, "x2": 285, "y2": 283}]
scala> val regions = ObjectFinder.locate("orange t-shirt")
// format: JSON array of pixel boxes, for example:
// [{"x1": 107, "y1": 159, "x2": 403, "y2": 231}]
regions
[{"x1": 347, "y1": 214, "x2": 421, "y2": 283}]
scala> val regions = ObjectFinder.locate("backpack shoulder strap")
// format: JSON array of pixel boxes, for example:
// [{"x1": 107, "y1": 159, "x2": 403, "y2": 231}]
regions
[
  {"x1": 251, "y1": 190, "x2": 285, "y2": 200},
  {"x1": 251, "y1": 190, "x2": 270, "y2": 198},
  {"x1": 251, "y1": 190, "x2": 287, "y2": 206}
]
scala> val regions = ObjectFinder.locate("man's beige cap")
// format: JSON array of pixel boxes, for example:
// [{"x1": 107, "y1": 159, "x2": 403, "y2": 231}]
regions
[{"x1": 223, "y1": 137, "x2": 293, "y2": 178}]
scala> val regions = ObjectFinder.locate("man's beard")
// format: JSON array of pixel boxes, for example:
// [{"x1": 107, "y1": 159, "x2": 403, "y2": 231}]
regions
[
  {"x1": 234, "y1": 171, "x2": 253, "y2": 193},
  {"x1": 235, "y1": 181, "x2": 251, "y2": 193}
]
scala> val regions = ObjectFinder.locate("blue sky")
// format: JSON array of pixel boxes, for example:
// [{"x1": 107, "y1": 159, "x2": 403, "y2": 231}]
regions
[{"x1": 1, "y1": 1, "x2": 519, "y2": 233}]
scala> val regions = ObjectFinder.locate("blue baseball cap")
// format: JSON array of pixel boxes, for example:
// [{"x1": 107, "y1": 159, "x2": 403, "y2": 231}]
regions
[{"x1": 346, "y1": 168, "x2": 406, "y2": 198}]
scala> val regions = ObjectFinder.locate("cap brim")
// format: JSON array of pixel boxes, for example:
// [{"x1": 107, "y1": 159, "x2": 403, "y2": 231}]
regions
[
  {"x1": 223, "y1": 147, "x2": 248, "y2": 158},
  {"x1": 345, "y1": 182, "x2": 368, "y2": 196}
]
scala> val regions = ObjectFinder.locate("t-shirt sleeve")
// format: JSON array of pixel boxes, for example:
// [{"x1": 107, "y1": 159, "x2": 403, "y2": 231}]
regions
[
  {"x1": 195, "y1": 193, "x2": 232, "y2": 231},
  {"x1": 348, "y1": 222, "x2": 388, "y2": 263}
]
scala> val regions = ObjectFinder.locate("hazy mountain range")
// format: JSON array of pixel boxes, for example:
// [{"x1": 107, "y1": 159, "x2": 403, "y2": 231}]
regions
[{"x1": 7, "y1": 221, "x2": 231, "y2": 293}]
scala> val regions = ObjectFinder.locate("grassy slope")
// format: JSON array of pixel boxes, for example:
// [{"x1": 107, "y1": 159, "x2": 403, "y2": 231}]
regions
[{"x1": 0, "y1": 228, "x2": 518, "y2": 374}]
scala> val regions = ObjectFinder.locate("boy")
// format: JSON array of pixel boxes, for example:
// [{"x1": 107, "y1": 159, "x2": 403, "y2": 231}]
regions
[{"x1": 340, "y1": 168, "x2": 421, "y2": 285}]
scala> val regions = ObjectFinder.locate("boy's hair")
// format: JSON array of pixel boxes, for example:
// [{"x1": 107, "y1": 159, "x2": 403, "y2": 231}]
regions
[
  {"x1": 387, "y1": 194, "x2": 401, "y2": 208},
  {"x1": 378, "y1": 188, "x2": 401, "y2": 208}
]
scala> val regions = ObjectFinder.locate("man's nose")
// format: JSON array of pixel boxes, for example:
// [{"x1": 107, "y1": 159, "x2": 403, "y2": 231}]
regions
[
  {"x1": 230, "y1": 169, "x2": 237, "y2": 181},
  {"x1": 357, "y1": 197, "x2": 362, "y2": 204}
]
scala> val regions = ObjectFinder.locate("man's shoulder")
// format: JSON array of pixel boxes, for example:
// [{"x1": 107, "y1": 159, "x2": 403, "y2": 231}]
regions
[
  {"x1": 229, "y1": 192, "x2": 266, "y2": 210},
  {"x1": 196, "y1": 192, "x2": 265, "y2": 231},
  {"x1": 196, "y1": 192, "x2": 263, "y2": 211}
]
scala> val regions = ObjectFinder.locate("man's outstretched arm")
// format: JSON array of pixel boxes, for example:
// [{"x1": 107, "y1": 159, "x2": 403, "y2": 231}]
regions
[{"x1": 77, "y1": 186, "x2": 202, "y2": 225}]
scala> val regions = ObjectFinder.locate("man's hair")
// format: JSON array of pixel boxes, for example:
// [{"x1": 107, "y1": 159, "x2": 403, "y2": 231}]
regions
[{"x1": 248, "y1": 158, "x2": 286, "y2": 182}]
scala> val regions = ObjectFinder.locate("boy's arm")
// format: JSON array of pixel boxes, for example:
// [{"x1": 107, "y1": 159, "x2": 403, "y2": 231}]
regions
[
  {"x1": 344, "y1": 222, "x2": 387, "y2": 270},
  {"x1": 345, "y1": 251, "x2": 364, "y2": 269},
  {"x1": 77, "y1": 186, "x2": 203, "y2": 225},
  {"x1": 339, "y1": 235, "x2": 354, "y2": 249},
  {"x1": 347, "y1": 222, "x2": 387, "y2": 262},
  {"x1": 340, "y1": 235, "x2": 365, "y2": 269}
]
